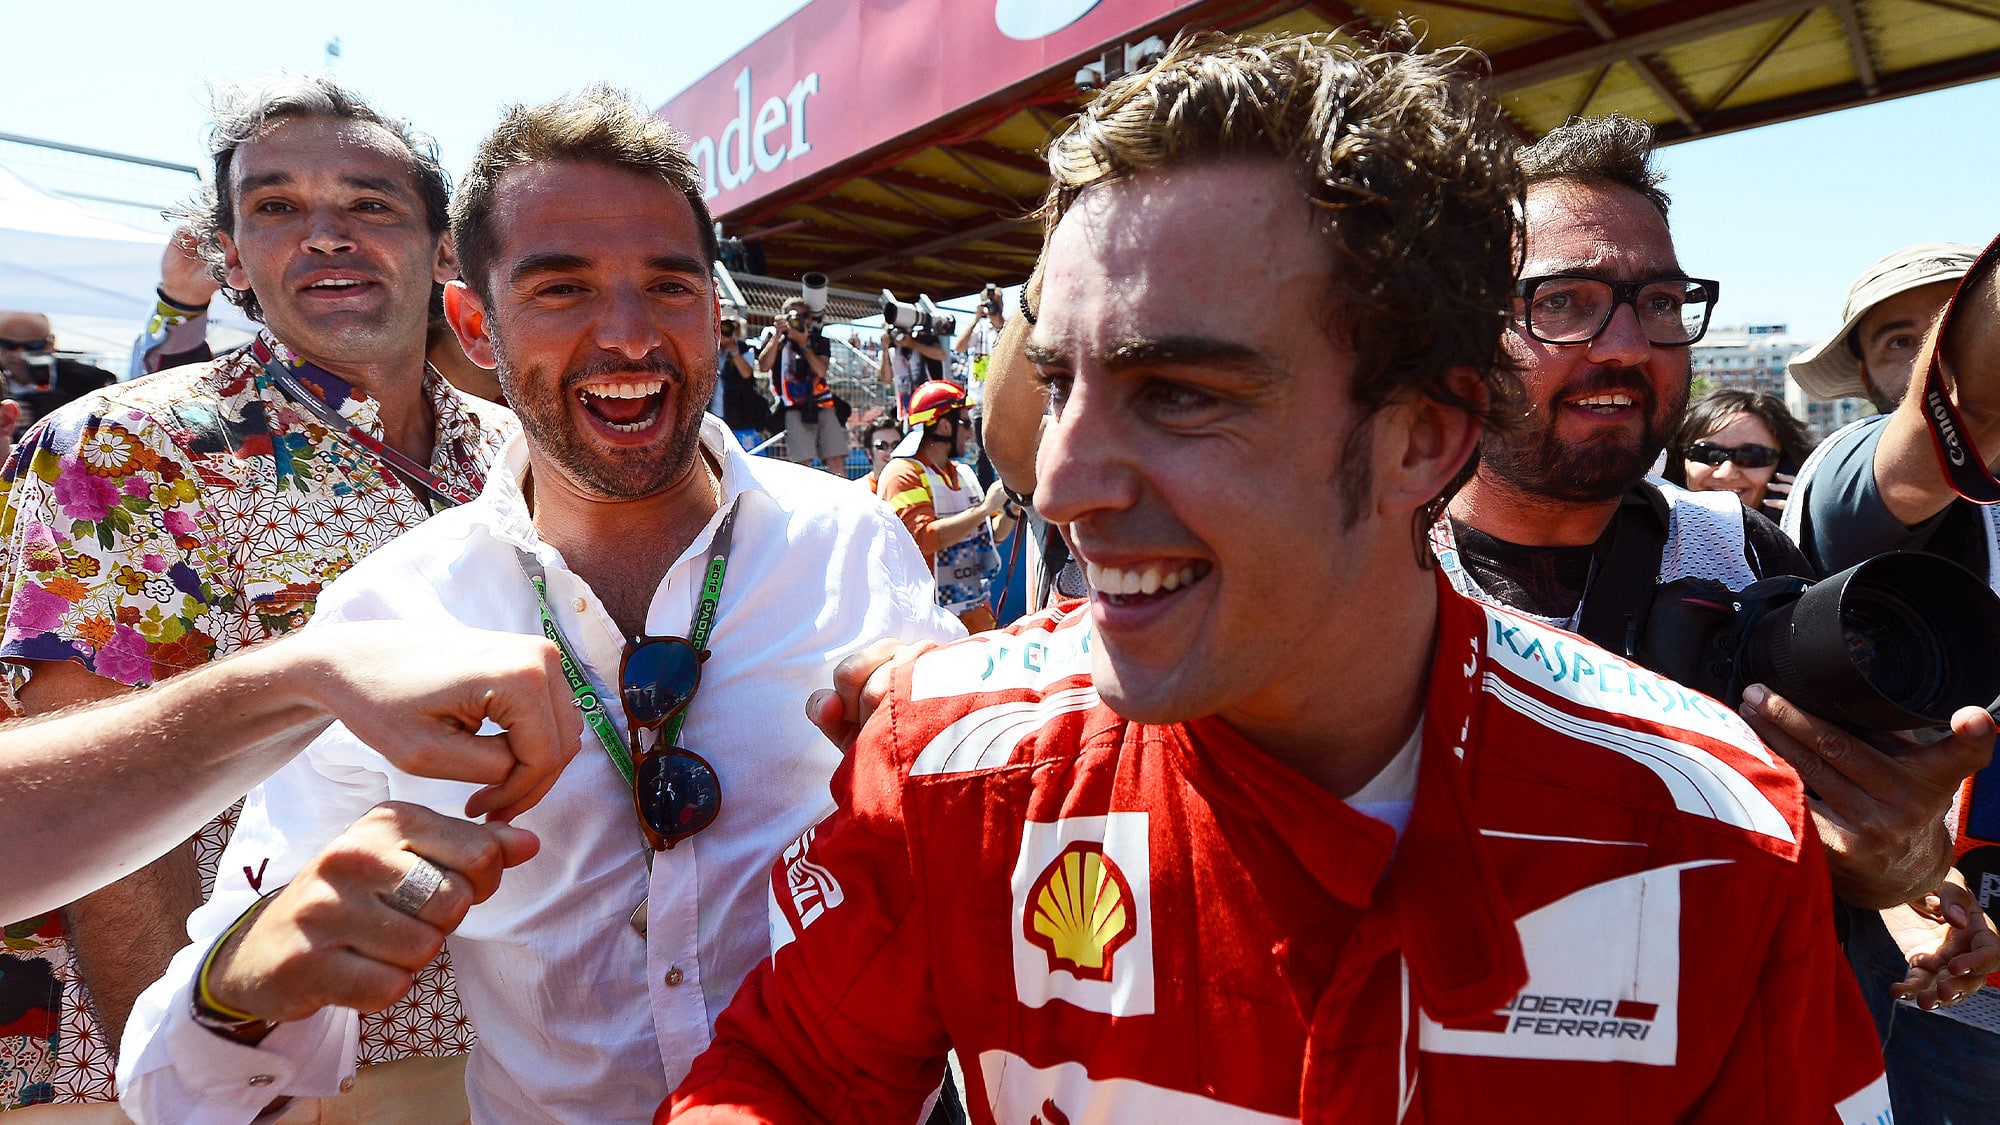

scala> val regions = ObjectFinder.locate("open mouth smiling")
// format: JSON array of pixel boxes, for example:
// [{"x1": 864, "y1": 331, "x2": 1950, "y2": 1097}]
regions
[{"x1": 577, "y1": 380, "x2": 666, "y2": 433}]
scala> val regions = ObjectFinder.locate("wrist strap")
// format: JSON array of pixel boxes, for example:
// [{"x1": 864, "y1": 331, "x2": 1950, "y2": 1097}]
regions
[
  {"x1": 1922, "y1": 231, "x2": 2000, "y2": 504},
  {"x1": 194, "y1": 891, "x2": 280, "y2": 1025}
]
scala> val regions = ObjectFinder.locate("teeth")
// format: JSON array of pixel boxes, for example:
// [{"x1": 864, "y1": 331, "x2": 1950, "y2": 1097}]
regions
[
  {"x1": 579, "y1": 381, "x2": 664, "y2": 400},
  {"x1": 310, "y1": 279, "x2": 363, "y2": 289},
  {"x1": 1571, "y1": 393, "x2": 1634, "y2": 407},
  {"x1": 1084, "y1": 560, "x2": 1210, "y2": 598}
]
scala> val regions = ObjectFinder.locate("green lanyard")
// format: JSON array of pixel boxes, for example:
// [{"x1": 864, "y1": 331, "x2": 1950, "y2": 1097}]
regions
[{"x1": 513, "y1": 498, "x2": 738, "y2": 786}]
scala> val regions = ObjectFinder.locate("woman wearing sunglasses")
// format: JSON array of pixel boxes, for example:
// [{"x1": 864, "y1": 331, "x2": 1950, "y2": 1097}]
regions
[{"x1": 1663, "y1": 389, "x2": 1814, "y2": 518}]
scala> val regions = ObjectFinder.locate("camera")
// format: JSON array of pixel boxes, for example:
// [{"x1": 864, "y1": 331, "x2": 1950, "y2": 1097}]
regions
[
  {"x1": 800, "y1": 272, "x2": 829, "y2": 314},
  {"x1": 882, "y1": 290, "x2": 943, "y2": 335},
  {"x1": 719, "y1": 319, "x2": 737, "y2": 338},
  {"x1": 978, "y1": 284, "x2": 1003, "y2": 317},
  {"x1": 1640, "y1": 552, "x2": 2000, "y2": 733},
  {"x1": 19, "y1": 353, "x2": 55, "y2": 391}
]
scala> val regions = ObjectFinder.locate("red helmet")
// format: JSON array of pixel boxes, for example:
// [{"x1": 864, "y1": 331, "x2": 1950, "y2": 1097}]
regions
[{"x1": 906, "y1": 380, "x2": 968, "y2": 428}]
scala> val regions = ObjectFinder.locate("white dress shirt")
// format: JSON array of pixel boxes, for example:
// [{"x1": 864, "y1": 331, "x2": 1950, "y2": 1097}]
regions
[{"x1": 118, "y1": 415, "x2": 963, "y2": 1124}]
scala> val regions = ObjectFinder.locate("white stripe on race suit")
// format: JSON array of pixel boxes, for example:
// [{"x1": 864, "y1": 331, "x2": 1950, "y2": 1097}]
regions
[
  {"x1": 1483, "y1": 673, "x2": 1794, "y2": 843},
  {"x1": 910, "y1": 687, "x2": 1101, "y2": 777}
]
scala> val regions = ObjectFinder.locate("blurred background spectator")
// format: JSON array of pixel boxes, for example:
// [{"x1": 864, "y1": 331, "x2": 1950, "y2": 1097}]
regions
[
  {"x1": 1663, "y1": 388, "x2": 1814, "y2": 519},
  {"x1": 0, "y1": 310, "x2": 114, "y2": 435}
]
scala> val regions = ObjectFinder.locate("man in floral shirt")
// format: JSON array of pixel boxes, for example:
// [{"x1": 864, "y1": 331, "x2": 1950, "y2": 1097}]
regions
[{"x1": 0, "y1": 76, "x2": 515, "y2": 1121}]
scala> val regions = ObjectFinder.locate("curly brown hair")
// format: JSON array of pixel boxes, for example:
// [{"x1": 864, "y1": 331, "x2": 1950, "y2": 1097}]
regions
[{"x1": 1039, "y1": 27, "x2": 1524, "y2": 432}]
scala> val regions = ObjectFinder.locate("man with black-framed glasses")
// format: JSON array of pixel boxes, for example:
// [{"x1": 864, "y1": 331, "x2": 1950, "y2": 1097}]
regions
[{"x1": 1440, "y1": 115, "x2": 1996, "y2": 959}]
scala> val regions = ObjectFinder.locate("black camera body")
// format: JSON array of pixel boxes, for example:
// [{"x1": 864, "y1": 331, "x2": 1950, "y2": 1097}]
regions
[{"x1": 1639, "y1": 552, "x2": 2000, "y2": 733}]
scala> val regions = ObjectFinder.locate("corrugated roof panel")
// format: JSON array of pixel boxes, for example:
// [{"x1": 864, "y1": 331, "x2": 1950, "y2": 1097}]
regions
[
  {"x1": 1871, "y1": 0, "x2": 2000, "y2": 72},
  {"x1": 1714, "y1": 7, "x2": 1865, "y2": 110},
  {"x1": 1397, "y1": 1, "x2": 1585, "y2": 57}
]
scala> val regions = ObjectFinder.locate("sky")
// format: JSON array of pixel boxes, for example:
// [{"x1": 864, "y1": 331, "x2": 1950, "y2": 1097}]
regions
[{"x1": 8, "y1": 0, "x2": 2000, "y2": 344}]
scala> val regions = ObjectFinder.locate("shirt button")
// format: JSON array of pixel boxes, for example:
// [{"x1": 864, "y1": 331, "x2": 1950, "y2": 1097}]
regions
[
  {"x1": 571, "y1": 597, "x2": 587, "y2": 613},
  {"x1": 665, "y1": 966, "x2": 685, "y2": 987},
  {"x1": 248, "y1": 1075, "x2": 275, "y2": 1088}
]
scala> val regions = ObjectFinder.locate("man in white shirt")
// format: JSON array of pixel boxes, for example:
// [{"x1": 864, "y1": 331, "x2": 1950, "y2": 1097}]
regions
[{"x1": 117, "y1": 87, "x2": 960, "y2": 1124}]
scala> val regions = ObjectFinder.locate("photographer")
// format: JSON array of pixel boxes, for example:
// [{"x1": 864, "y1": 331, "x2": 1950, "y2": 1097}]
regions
[
  {"x1": 879, "y1": 320, "x2": 946, "y2": 421},
  {"x1": 1439, "y1": 119, "x2": 1996, "y2": 919},
  {"x1": 758, "y1": 297, "x2": 844, "y2": 470},
  {"x1": 956, "y1": 285, "x2": 1005, "y2": 487},
  {"x1": 0, "y1": 311, "x2": 115, "y2": 435},
  {"x1": 715, "y1": 313, "x2": 768, "y2": 449}
]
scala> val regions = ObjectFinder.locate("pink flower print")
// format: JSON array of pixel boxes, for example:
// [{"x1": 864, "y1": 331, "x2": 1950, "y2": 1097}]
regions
[
  {"x1": 21, "y1": 521, "x2": 61, "y2": 571},
  {"x1": 93, "y1": 624, "x2": 155, "y2": 686},
  {"x1": 142, "y1": 553, "x2": 167, "y2": 573},
  {"x1": 53, "y1": 468, "x2": 121, "y2": 522},
  {"x1": 6, "y1": 582, "x2": 72, "y2": 637},
  {"x1": 162, "y1": 509, "x2": 197, "y2": 537}
]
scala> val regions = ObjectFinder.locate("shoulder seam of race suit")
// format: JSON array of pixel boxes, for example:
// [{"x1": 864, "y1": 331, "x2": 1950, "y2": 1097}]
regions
[{"x1": 1470, "y1": 595, "x2": 1800, "y2": 850}]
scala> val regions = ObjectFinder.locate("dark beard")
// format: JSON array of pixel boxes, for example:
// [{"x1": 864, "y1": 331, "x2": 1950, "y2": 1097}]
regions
[
  {"x1": 1480, "y1": 368, "x2": 1686, "y2": 503},
  {"x1": 495, "y1": 341, "x2": 714, "y2": 500}
]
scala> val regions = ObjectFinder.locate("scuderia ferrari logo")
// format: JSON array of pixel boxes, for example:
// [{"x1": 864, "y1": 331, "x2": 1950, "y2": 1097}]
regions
[{"x1": 1011, "y1": 814, "x2": 1155, "y2": 1016}]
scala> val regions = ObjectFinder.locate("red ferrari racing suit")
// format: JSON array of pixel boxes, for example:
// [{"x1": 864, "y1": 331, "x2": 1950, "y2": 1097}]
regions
[{"x1": 668, "y1": 577, "x2": 1888, "y2": 1124}]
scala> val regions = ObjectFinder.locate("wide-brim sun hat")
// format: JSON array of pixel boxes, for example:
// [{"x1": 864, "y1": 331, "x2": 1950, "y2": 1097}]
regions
[{"x1": 1787, "y1": 242, "x2": 1979, "y2": 402}]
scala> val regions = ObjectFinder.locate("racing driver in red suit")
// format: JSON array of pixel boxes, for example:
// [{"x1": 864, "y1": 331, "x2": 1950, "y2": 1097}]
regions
[{"x1": 667, "y1": 31, "x2": 1893, "y2": 1124}]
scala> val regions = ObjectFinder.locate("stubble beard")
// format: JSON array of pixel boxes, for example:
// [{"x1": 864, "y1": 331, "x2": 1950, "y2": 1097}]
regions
[
  {"x1": 494, "y1": 335, "x2": 714, "y2": 501},
  {"x1": 1481, "y1": 369, "x2": 1687, "y2": 504}
]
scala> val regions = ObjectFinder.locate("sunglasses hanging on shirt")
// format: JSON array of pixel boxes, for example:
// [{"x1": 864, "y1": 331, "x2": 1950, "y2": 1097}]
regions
[{"x1": 514, "y1": 498, "x2": 738, "y2": 855}]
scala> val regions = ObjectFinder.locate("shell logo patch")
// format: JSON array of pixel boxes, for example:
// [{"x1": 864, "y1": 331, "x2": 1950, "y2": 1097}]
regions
[
  {"x1": 1010, "y1": 813, "x2": 1154, "y2": 1016},
  {"x1": 1025, "y1": 842, "x2": 1137, "y2": 980}
]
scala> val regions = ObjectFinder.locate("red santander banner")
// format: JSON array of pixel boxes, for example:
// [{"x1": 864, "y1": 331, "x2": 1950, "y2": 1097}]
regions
[{"x1": 656, "y1": 0, "x2": 1198, "y2": 220}]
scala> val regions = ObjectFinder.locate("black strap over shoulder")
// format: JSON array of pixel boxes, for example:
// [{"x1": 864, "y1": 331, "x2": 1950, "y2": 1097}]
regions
[{"x1": 1575, "y1": 484, "x2": 1671, "y2": 659}]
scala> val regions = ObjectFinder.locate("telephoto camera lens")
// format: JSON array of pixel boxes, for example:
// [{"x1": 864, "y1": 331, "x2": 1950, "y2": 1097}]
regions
[{"x1": 1736, "y1": 552, "x2": 2000, "y2": 732}]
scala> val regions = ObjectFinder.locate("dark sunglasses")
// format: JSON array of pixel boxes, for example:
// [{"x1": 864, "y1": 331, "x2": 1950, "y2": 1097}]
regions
[
  {"x1": 1684, "y1": 441, "x2": 1780, "y2": 469},
  {"x1": 870, "y1": 440, "x2": 899, "y2": 451},
  {"x1": 0, "y1": 337, "x2": 51, "y2": 353},
  {"x1": 620, "y1": 636, "x2": 719, "y2": 850}
]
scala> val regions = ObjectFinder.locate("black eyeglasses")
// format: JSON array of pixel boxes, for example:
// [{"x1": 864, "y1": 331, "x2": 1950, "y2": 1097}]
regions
[
  {"x1": 621, "y1": 636, "x2": 719, "y2": 850},
  {"x1": 871, "y1": 440, "x2": 898, "y2": 451},
  {"x1": 1515, "y1": 275, "x2": 1720, "y2": 347},
  {"x1": 0, "y1": 337, "x2": 51, "y2": 353},
  {"x1": 1684, "y1": 441, "x2": 1780, "y2": 469}
]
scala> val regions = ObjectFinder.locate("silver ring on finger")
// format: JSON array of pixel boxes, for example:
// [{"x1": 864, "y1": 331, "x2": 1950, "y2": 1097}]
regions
[{"x1": 384, "y1": 856, "x2": 447, "y2": 919}]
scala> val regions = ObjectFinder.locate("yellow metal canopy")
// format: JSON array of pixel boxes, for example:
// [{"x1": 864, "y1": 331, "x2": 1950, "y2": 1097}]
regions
[{"x1": 710, "y1": 0, "x2": 2000, "y2": 298}]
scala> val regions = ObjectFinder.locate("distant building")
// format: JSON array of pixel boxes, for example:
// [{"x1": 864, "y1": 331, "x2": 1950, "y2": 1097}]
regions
[
  {"x1": 1783, "y1": 377, "x2": 1875, "y2": 442},
  {"x1": 1690, "y1": 324, "x2": 1799, "y2": 397},
  {"x1": 1691, "y1": 324, "x2": 1873, "y2": 441}
]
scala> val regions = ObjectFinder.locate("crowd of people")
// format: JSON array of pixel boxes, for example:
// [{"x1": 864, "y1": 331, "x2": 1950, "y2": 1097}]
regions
[{"x1": 0, "y1": 24, "x2": 1998, "y2": 1124}]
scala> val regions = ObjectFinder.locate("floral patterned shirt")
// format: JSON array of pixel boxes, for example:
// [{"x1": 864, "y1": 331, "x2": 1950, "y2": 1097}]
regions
[{"x1": 0, "y1": 331, "x2": 516, "y2": 1106}]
